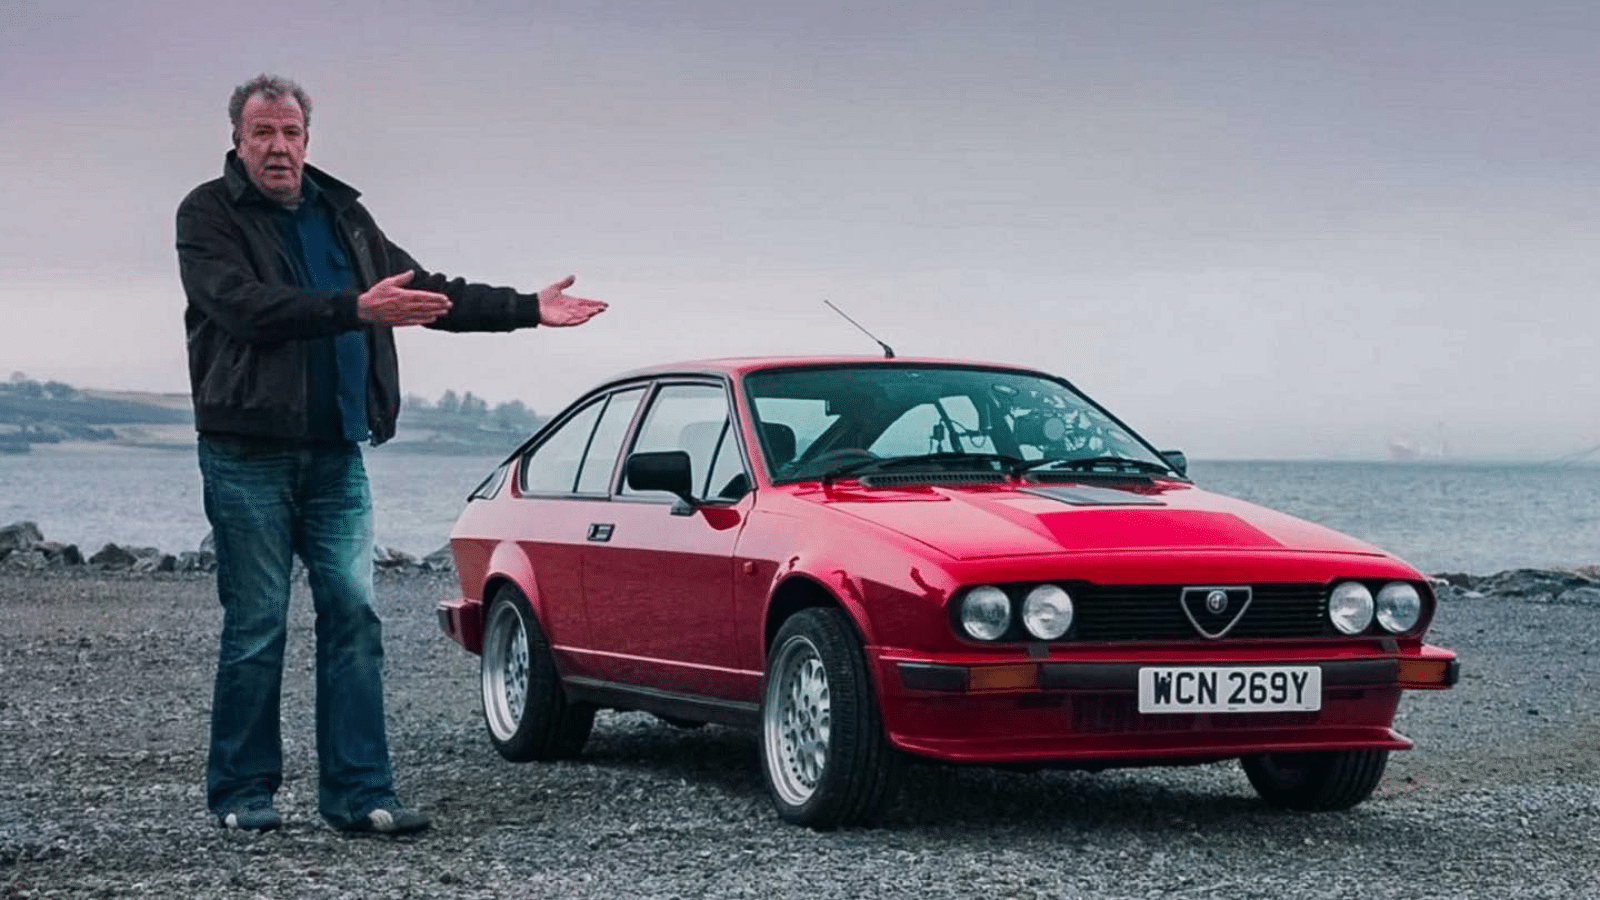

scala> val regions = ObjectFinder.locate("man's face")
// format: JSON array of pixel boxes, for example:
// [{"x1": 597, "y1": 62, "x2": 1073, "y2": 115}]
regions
[{"x1": 235, "y1": 92, "x2": 308, "y2": 203}]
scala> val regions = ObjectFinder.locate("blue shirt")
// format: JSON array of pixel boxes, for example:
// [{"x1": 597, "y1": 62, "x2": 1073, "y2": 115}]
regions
[{"x1": 274, "y1": 174, "x2": 370, "y2": 443}]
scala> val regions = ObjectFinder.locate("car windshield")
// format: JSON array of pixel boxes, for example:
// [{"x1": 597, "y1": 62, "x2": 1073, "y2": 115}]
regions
[{"x1": 744, "y1": 364, "x2": 1172, "y2": 483}]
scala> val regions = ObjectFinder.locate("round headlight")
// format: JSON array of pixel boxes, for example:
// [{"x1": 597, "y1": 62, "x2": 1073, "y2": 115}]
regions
[
  {"x1": 1328, "y1": 581, "x2": 1375, "y2": 635},
  {"x1": 1022, "y1": 584, "x2": 1074, "y2": 640},
  {"x1": 960, "y1": 586, "x2": 1012, "y2": 641},
  {"x1": 1376, "y1": 582, "x2": 1422, "y2": 633}
]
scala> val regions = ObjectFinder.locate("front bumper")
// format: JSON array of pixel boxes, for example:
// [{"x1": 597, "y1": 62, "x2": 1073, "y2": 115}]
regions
[{"x1": 871, "y1": 643, "x2": 1458, "y2": 766}]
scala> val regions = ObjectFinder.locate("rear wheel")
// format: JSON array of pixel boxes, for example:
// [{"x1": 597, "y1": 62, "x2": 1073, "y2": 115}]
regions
[
  {"x1": 1241, "y1": 749, "x2": 1389, "y2": 811},
  {"x1": 760, "y1": 608, "x2": 901, "y2": 828},
  {"x1": 480, "y1": 585, "x2": 594, "y2": 761}
]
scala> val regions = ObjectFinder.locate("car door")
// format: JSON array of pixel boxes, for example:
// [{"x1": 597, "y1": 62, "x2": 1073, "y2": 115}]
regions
[
  {"x1": 579, "y1": 380, "x2": 751, "y2": 699},
  {"x1": 510, "y1": 386, "x2": 644, "y2": 665}
]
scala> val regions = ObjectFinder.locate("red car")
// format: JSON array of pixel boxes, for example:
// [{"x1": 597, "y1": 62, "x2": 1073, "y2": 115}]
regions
[{"x1": 438, "y1": 356, "x2": 1458, "y2": 828}]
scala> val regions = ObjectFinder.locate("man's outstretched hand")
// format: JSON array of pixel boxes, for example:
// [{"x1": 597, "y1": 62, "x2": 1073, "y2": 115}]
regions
[
  {"x1": 357, "y1": 271, "x2": 451, "y2": 326},
  {"x1": 357, "y1": 271, "x2": 606, "y2": 328},
  {"x1": 538, "y1": 275, "x2": 608, "y2": 327}
]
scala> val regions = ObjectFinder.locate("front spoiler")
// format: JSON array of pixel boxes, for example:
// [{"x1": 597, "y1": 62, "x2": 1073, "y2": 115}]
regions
[{"x1": 872, "y1": 643, "x2": 1457, "y2": 766}]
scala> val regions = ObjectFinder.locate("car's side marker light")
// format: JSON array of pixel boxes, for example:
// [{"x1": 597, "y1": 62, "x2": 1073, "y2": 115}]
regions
[{"x1": 1397, "y1": 657, "x2": 1460, "y2": 689}]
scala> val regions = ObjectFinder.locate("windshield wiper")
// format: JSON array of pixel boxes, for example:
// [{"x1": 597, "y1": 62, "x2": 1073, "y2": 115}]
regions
[
  {"x1": 825, "y1": 451, "x2": 1028, "y2": 479},
  {"x1": 1020, "y1": 455, "x2": 1173, "y2": 476}
]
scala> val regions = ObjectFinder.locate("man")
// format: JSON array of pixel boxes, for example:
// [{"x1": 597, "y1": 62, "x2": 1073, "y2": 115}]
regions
[{"x1": 176, "y1": 74, "x2": 607, "y2": 835}]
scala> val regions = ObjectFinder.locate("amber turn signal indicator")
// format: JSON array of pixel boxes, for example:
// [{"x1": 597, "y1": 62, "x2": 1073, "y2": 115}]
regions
[
  {"x1": 1397, "y1": 657, "x2": 1459, "y2": 689},
  {"x1": 967, "y1": 664, "x2": 1040, "y2": 692}
]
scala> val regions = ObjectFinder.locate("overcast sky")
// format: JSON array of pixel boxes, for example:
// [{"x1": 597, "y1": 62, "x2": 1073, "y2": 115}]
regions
[{"x1": 4, "y1": 0, "x2": 1598, "y2": 459}]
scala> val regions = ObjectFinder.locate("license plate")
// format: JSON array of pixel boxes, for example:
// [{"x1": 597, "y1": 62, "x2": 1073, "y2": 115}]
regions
[{"x1": 1137, "y1": 666, "x2": 1321, "y2": 713}]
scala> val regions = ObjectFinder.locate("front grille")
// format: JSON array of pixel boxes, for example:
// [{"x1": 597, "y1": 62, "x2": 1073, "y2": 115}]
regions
[{"x1": 1073, "y1": 583, "x2": 1329, "y2": 642}]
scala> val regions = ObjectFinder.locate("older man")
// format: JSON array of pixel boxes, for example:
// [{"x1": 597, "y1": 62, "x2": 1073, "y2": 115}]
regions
[{"x1": 176, "y1": 74, "x2": 607, "y2": 834}]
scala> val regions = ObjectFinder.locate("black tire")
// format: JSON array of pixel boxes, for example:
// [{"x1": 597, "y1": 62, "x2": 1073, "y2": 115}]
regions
[
  {"x1": 760, "y1": 608, "x2": 902, "y2": 828},
  {"x1": 1241, "y1": 749, "x2": 1389, "y2": 811},
  {"x1": 479, "y1": 585, "x2": 595, "y2": 761}
]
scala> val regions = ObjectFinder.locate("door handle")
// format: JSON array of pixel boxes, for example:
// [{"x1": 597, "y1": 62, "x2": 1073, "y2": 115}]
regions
[{"x1": 587, "y1": 523, "x2": 614, "y2": 542}]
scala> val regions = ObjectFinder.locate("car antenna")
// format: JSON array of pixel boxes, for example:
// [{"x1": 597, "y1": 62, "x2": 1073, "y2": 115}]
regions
[{"x1": 824, "y1": 300, "x2": 895, "y2": 358}]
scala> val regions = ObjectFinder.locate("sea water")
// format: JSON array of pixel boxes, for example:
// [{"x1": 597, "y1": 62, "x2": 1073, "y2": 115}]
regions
[
  {"x1": 0, "y1": 448, "x2": 1595, "y2": 575},
  {"x1": 1192, "y1": 459, "x2": 1600, "y2": 574},
  {"x1": 0, "y1": 446, "x2": 504, "y2": 561}
]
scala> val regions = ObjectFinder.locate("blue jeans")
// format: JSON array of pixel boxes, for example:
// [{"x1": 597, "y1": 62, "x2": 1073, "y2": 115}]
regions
[{"x1": 198, "y1": 436, "x2": 396, "y2": 828}]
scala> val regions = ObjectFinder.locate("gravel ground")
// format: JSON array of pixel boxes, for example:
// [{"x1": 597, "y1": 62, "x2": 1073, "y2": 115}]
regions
[{"x1": 1, "y1": 570, "x2": 1597, "y2": 900}]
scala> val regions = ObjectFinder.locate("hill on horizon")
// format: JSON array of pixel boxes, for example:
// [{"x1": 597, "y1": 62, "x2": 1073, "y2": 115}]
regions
[{"x1": 0, "y1": 376, "x2": 539, "y2": 453}]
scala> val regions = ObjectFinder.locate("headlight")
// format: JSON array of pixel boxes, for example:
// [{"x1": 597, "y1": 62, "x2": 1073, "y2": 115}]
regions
[
  {"x1": 1022, "y1": 584, "x2": 1074, "y2": 640},
  {"x1": 1376, "y1": 582, "x2": 1422, "y2": 633},
  {"x1": 960, "y1": 586, "x2": 1012, "y2": 641},
  {"x1": 1328, "y1": 581, "x2": 1374, "y2": 635}
]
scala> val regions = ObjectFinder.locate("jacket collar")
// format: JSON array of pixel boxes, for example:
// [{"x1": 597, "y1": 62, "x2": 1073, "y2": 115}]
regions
[{"x1": 222, "y1": 150, "x2": 361, "y2": 211}]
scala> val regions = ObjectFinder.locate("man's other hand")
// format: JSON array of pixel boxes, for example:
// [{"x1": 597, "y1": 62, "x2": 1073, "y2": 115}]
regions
[
  {"x1": 538, "y1": 275, "x2": 608, "y2": 327},
  {"x1": 357, "y1": 271, "x2": 451, "y2": 326}
]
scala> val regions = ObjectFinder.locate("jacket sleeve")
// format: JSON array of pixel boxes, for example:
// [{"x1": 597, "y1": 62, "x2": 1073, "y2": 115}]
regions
[
  {"x1": 379, "y1": 241, "x2": 543, "y2": 334},
  {"x1": 176, "y1": 187, "x2": 361, "y2": 344}
]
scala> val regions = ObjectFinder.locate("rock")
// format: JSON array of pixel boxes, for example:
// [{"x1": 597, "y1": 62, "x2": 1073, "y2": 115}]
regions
[
  {"x1": 0, "y1": 521, "x2": 44, "y2": 556},
  {"x1": 105, "y1": 546, "x2": 168, "y2": 573},
  {"x1": 38, "y1": 542, "x2": 82, "y2": 567},
  {"x1": 131, "y1": 552, "x2": 177, "y2": 574},
  {"x1": 1477, "y1": 568, "x2": 1600, "y2": 601},
  {"x1": 178, "y1": 550, "x2": 217, "y2": 572},
  {"x1": 422, "y1": 545, "x2": 455, "y2": 572},
  {"x1": 1557, "y1": 586, "x2": 1600, "y2": 607},
  {"x1": 88, "y1": 543, "x2": 139, "y2": 570},
  {"x1": 1430, "y1": 572, "x2": 1477, "y2": 589},
  {"x1": 373, "y1": 546, "x2": 417, "y2": 569},
  {"x1": 1430, "y1": 582, "x2": 1483, "y2": 603},
  {"x1": 2, "y1": 549, "x2": 48, "y2": 570}
]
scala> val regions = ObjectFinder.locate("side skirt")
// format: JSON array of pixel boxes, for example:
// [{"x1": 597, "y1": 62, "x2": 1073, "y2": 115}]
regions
[{"x1": 564, "y1": 677, "x2": 761, "y2": 729}]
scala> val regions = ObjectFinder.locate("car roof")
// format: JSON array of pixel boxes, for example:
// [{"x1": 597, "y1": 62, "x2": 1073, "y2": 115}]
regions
[{"x1": 603, "y1": 355, "x2": 1051, "y2": 383}]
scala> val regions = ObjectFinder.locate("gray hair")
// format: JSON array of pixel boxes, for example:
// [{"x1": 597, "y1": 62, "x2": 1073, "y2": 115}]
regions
[{"x1": 228, "y1": 74, "x2": 312, "y2": 141}]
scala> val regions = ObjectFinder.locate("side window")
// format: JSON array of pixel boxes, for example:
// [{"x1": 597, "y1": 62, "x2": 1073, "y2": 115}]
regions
[
  {"x1": 574, "y1": 387, "x2": 645, "y2": 494},
  {"x1": 520, "y1": 397, "x2": 605, "y2": 494},
  {"x1": 623, "y1": 383, "x2": 743, "y2": 500},
  {"x1": 870, "y1": 395, "x2": 983, "y2": 456}
]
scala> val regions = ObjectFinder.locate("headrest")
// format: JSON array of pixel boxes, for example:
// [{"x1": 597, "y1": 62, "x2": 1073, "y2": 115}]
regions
[
  {"x1": 762, "y1": 422, "x2": 796, "y2": 466},
  {"x1": 676, "y1": 421, "x2": 727, "y2": 459}
]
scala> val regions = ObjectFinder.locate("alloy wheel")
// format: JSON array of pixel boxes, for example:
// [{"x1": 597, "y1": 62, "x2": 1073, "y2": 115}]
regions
[
  {"x1": 482, "y1": 601, "x2": 529, "y2": 741},
  {"x1": 764, "y1": 634, "x2": 832, "y2": 806}
]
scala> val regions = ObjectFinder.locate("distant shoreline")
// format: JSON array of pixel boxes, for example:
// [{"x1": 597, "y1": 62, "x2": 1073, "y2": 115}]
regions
[
  {"x1": 6, "y1": 440, "x2": 1598, "y2": 465},
  {"x1": 0, "y1": 378, "x2": 540, "y2": 455}
]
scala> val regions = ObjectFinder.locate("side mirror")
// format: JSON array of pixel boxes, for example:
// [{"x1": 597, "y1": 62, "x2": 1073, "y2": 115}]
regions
[
  {"x1": 626, "y1": 451, "x2": 697, "y2": 508},
  {"x1": 1159, "y1": 449, "x2": 1188, "y2": 478}
]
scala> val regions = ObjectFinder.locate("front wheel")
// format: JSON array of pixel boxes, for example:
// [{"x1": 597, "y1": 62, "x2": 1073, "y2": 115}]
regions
[
  {"x1": 480, "y1": 585, "x2": 594, "y2": 761},
  {"x1": 760, "y1": 608, "x2": 901, "y2": 828},
  {"x1": 1241, "y1": 749, "x2": 1389, "y2": 811}
]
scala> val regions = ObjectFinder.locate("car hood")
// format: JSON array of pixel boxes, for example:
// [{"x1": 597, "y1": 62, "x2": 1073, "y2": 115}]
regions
[{"x1": 808, "y1": 480, "x2": 1384, "y2": 561}]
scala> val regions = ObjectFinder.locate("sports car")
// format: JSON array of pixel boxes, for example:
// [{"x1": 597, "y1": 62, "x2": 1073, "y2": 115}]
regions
[{"x1": 437, "y1": 356, "x2": 1458, "y2": 828}]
